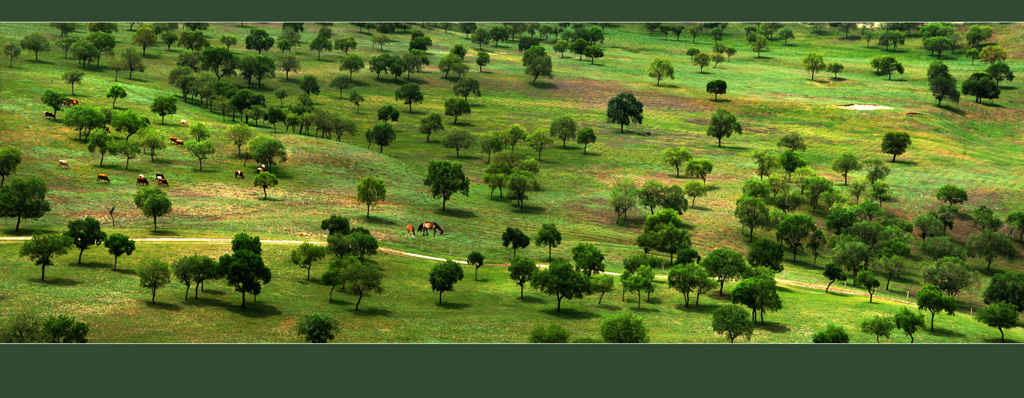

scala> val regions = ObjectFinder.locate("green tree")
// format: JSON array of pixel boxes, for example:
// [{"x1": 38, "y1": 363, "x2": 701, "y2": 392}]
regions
[
  {"x1": 346, "y1": 261, "x2": 384, "y2": 311},
  {"x1": 986, "y1": 62, "x2": 1015, "y2": 86},
  {"x1": 138, "y1": 259, "x2": 171, "y2": 304},
  {"x1": 703, "y1": 248, "x2": 749, "y2": 294},
  {"x1": 339, "y1": 54, "x2": 365, "y2": 78},
  {"x1": 975, "y1": 302, "x2": 1018, "y2": 343},
  {"x1": 524, "y1": 130, "x2": 553, "y2": 160},
  {"x1": 0, "y1": 177, "x2": 52, "y2": 232},
  {"x1": 429, "y1": 259, "x2": 464, "y2": 304},
  {"x1": 508, "y1": 257, "x2": 538, "y2": 298},
  {"x1": 606, "y1": 92, "x2": 644, "y2": 132},
  {"x1": 290, "y1": 242, "x2": 327, "y2": 281},
  {"x1": 501, "y1": 227, "x2": 531, "y2": 257},
  {"x1": 662, "y1": 147, "x2": 692, "y2": 178},
  {"x1": 924, "y1": 256, "x2": 977, "y2": 297},
  {"x1": 133, "y1": 187, "x2": 172, "y2": 230},
  {"x1": 855, "y1": 270, "x2": 881, "y2": 302},
  {"x1": 684, "y1": 159, "x2": 714, "y2": 184},
  {"x1": 600, "y1": 313, "x2": 649, "y2": 343},
  {"x1": 647, "y1": 58, "x2": 674, "y2": 86},
  {"x1": 103, "y1": 233, "x2": 135, "y2": 270},
  {"x1": 831, "y1": 154, "x2": 861, "y2": 185},
  {"x1": 149, "y1": 95, "x2": 177, "y2": 124},
  {"x1": 444, "y1": 128, "x2": 477, "y2": 158},
  {"x1": 706, "y1": 108, "x2": 742, "y2": 147},
  {"x1": 522, "y1": 45, "x2": 552, "y2": 84},
  {"x1": 668, "y1": 263, "x2": 716, "y2": 307},
  {"x1": 610, "y1": 179, "x2": 637, "y2": 222},
  {"x1": 802, "y1": 52, "x2": 826, "y2": 81},
  {"x1": 183, "y1": 140, "x2": 215, "y2": 171},
  {"x1": 983, "y1": 272, "x2": 1024, "y2": 312},
  {"x1": 394, "y1": 83, "x2": 424, "y2": 112},
  {"x1": 917, "y1": 284, "x2": 957, "y2": 331},
  {"x1": 693, "y1": 52, "x2": 710, "y2": 72},
  {"x1": 466, "y1": 251, "x2": 485, "y2": 281},
  {"x1": 19, "y1": 233, "x2": 72, "y2": 281},
  {"x1": 452, "y1": 78, "x2": 481, "y2": 101},
  {"x1": 712, "y1": 304, "x2": 755, "y2": 343},
  {"x1": 747, "y1": 238, "x2": 784, "y2": 272},
  {"x1": 968, "y1": 230, "x2": 1019, "y2": 272},
  {"x1": 822, "y1": 263, "x2": 847, "y2": 293},
  {"x1": 591, "y1": 274, "x2": 615, "y2": 305},
  {"x1": 64, "y1": 216, "x2": 105, "y2": 264},
  {"x1": 62, "y1": 69, "x2": 85, "y2": 95},
  {"x1": 253, "y1": 172, "x2": 279, "y2": 200},
  {"x1": 531, "y1": 259, "x2": 591, "y2": 312},
  {"x1": 731, "y1": 275, "x2": 783, "y2": 324},
  {"x1": 826, "y1": 62, "x2": 845, "y2": 79},
  {"x1": 535, "y1": 224, "x2": 562, "y2": 260},
  {"x1": 859, "y1": 315, "x2": 895, "y2": 343},
  {"x1": 444, "y1": 97, "x2": 471, "y2": 125},
  {"x1": 247, "y1": 135, "x2": 288, "y2": 171},
  {"x1": 734, "y1": 196, "x2": 770, "y2": 241},
  {"x1": 418, "y1": 112, "x2": 445, "y2": 143},
  {"x1": 475, "y1": 51, "x2": 490, "y2": 71},
  {"x1": 548, "y1": 116, "x2": 577, "y2": 148},
  {"x1": 893, "y1": 306, "x2": 926, "y2": 343},
  {"x1": 356, "y1": 177, "x2": 387, "y2": 218},
  {"x1": 575, "y1": 127, "x2": 597, "y2": 154},
  {"x1": 962, "y1": 72, "x2": 1001, "y2": 103},
  {"x1": 881, "y1": 132, "x2": 911, "y2": 162},
  {"x1": 706, "y1": 79, "x2": 727, "y2": 100},
  {"x1": 423, "y1": 160, "x2": 470, "y2": 211},
  {"x1": 105, "y1": 84, "x2": 128, "y2": 108},
  {"x1": 244, "y1": 28, "x2": 275, "y2": 53},
  {"x1": 571, "y1": 243, "x2": 605, "y2": 277}
]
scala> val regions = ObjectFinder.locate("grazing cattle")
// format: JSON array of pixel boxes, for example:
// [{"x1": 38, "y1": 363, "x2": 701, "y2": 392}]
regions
[
  {"x1": 417, "y1": 222, "x2": 444, "y2": 236},
  {"x1": 62, "y1": 98, "x2": 79, "y2": 107},
  {"x1": 157, "y1": 177, "x2": 168, "y2": 186},
  {"x1": 43, "y1": 111, "x2": 56, "y2": 120},
  {"x1": 155, "y1": 173, "x2": 165, "y2": 180},
  {"x1": 175, "y1": 139, "x2": 184, "y2": 146},
  {"x1": 169, "y1": 136, "x2": 178, "y2": 143},
  {"x1": 179, "y1": 119, "x2": 189, "y2": 127},
  {"x1": 406, "y1": 225, "x2": 415, "y2": 237},
  {"x1": 257, "y1": 167, "x2": 265, "y2": 173},
  {"x1": 234, "y1": 170, "x2": 245, "y2": 179},
  {"x1": 96, "y1": 174, "x2": 110, "y2": 183},
  {"x1": 136, "y1": 176, "x2": 149, "y2": 186},
  {"x1": 57, "y1": 160, "x2": 70, "y2": 169}
]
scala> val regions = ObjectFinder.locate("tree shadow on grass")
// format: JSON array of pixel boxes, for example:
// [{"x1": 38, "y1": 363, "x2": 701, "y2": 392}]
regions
[
  {"x1": 150, "y1": 230, "x2": 180, "y2": 236},
  {"x1": 518, "y1": 296, "x2": 547, "y2": 304},
  {"x1": 226, "y1": 302, "x2": 283, "y2": 318},
  {"x1": 710, "y1": 99, "x2": 732, "y2": 103},
  {"x1": 629, "y1": 306, "x2": 662, "y2": 313},
  {"x1": 540, "y1": 308, "x2": 599, "y2": 319},
  {"x1": 364, "y1": 216, "x2": 398, "y2": 226},
  {"x1": 437, "y1": 301, "x2": 471, "y2": 310},
  {"x1": 112, "y1": 268, "x2": 136, "y2": 275},
  {"x1": 70, "y1": 261, "x2": 109, "y2": 269},
  {"x1": 775, "y1": 286, "x2": 795, "y2": 294},
  {"x1": 982, "y1": 337, "x2": 1017, "y2": 343},
  {"x1": 352, "y1": 307, "x2": 392, "y2": 316},
  {"x1": 328, "y1": 297, "x2": 354, "y2": 306},
  {"x1": 936, "y1": 105, "x2": 966, "y2": 115},
  {"x1": 928, "y1": 327, "x2": 966, "y2": 338},
  {"x1": 757, "y1": 321, "x2": 790, "y2": 334},
  {"x1": 142, "y1": 300, "x2": 182, "y2": 311},
  {"x1": 30, "y1": 277, "x2": 80, "y2": 286},
  {"x1": 980, "y1": 102, "x2": 1005, "y2": 108},
  {"x1": 512, "y1": 204, "x2": 547, "y2": 215},
  {"x1": 431, "y1": 207, "x2": 477, "y2": 219},
  {"x1": 1, "y1": 228, "x2": 61, "y2": 236},
  {"x1": 530, "y1": 81, "x2": 558, "y2": 90},
  {"x1": 675, "y1": 302, "x2": 721, "y2": 313},
  {"x1": 614, "y1": 217, "x2": 645, "y2": 229}
]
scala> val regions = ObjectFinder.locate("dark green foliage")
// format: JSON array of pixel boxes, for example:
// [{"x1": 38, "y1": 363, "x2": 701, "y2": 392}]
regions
[
  {"x1": 893, "y1": 306, "x2": 925, "y2": 343},
  {"x1": 295, "y1": 313, "x2": 338, "y2": 343},
  {"x1": 423, "y1": 160, "x2": 470, "y2": 211},
  {"x1": 0, "y1": 177, "x2": 52, "y2": 232},
  {"x1": 606, "y1": 92, "x2": 644, "y2": 132},
  {"x1": 64, "y1": 216, "x2": 106, "y2": 264},
  {"x1": 531, "y1": 259, "x2": 591, "y2": 312},
  {"x1": 712, "y1": 304, "x2": 755, "y2": 343},
  {"x1": 812, "y1": 324, "x2": 850, "y2": 343},
  {"x1": 600, "y1": 313, "x2": 649, "y2": 343},
  {"x1": 529, "y1": 324, "x2": 570, "y2": 343},
  {"x1": 428, "y1": 259, "x2": 464, "y2": 304},
  {"x1": 859, "y1": 315, "x2": 895, "y2": 343},
  {"x1": 975, "y1": 302, "x2": 1020, "y2": 342},
  {"x1": 917, "y1": 284, "x2": 957, "y2": 331}
]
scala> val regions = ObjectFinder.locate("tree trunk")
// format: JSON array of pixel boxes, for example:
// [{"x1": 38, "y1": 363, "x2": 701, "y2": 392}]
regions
[
  {"x1": 557, "y1": 296, "x2": 562, "y2": 312},
  {"x1": 151, "y1": 288, "x2": 156, "y2": 304},
  {"x1": 241, "y1": 290, "x2": 246, "y2": 308},
  {"x1": 78, "y1": 248, "x2": 85, "y2": 264},
  {"x1": 355, "y1": 292, "x2": 363, "y2": 311},
  {"x1": 41, "y1": 265, "x2": 45, "y2": 281},
  {"x1": 184, "y1": 285, "x2": 189, "y2": 301},
  {"x1": 438, "y1": 291, "x2": 443, "y2": 304},
  {"x1": 520, "y1": 284, "x2": 524, "y2": 298}
]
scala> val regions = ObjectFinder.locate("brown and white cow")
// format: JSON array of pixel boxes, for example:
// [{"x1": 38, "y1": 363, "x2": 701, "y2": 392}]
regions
[
  {"x1": 96, "y1": 174, "x2": 110, "y2": 183},
  {"x1": 169, "y1": 136, "x2": 178, "y2": 144},
  {"x1": 175, "y1": 139, "x2": 185, "y2": 146},
  {"x1": 179, "y1": 119, "x2": 189, "y2": 127},
  {"x1": 57, "y1": 160, "x2": 70, "y2": 169},
  {"x1": 157, "y1": 177, "x2": 169, "y2": 186},
  {"x1": 43, "y1": 111, "x2": 56, "y2": 120},
  {"x1": 234, "y1": 170, "x2": 245, "y2": 179},
  {"x1": 136, "y1": 176, "x2": 149, "y2": 186}
]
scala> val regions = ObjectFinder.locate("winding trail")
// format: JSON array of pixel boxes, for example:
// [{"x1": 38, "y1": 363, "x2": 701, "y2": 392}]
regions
[{"x1": 0, "y1": 236, "x2": 914, "y2": 305}]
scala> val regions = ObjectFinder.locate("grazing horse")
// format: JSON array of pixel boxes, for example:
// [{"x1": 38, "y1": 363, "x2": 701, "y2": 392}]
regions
[
  {"x1": 57, "y1": 160, "x2": 70, "y2": 169},
  {"x1": 406, "y1": 225, "x2": 415, "y2": 237},
  {"x1": 234, "y1": 170, "x2": 245, "y2": 179},
  {"x1": 43, "y1": 111, "x2": 56, "y2": 120},
  {"x1": 417, "y1": 222, "x2": 444, "y2": 236},
  {"x1": 96, "y1": 174, "x2": 110, "y2": 183},
  {"x1": 136, "y1": 176, "x2": 149, "y2": 186}
]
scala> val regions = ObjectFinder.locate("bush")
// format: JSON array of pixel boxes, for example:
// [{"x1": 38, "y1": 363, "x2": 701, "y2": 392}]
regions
[
  {"x1": 528, "y1": 324, "x2": 571, "y2": 343},
  {"x1": 812, "y1": 324, "x2": 850, "y2": 343},
  {"x1": 600, "y1": 313, "x2": 649, "y2": 343}
]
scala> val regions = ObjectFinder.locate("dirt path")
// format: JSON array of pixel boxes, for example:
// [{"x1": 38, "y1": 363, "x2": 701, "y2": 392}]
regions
[{"x1": 0, "y1": 236, "x2": 914, "y2": 305}]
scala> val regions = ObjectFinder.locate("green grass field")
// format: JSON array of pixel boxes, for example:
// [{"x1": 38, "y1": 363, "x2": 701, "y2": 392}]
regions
[{"x1": 1, "y1": 22, "x2": 1022, "y2": 342}]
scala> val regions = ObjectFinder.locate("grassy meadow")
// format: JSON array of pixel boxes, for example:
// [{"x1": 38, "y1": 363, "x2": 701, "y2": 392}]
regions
[{"x1": 0, "y1": 22, "x2": 1022, "y2": 342}]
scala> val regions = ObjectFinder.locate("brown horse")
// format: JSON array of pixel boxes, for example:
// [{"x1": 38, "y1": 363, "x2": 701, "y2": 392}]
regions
[
  {"x1": 405, "y1": 225, "x2": 415, "y2": 237},
  {"x1": 417, "y1": 222, "x2": 444, "y2": 236}
]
